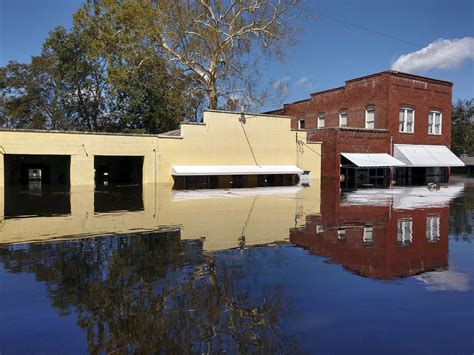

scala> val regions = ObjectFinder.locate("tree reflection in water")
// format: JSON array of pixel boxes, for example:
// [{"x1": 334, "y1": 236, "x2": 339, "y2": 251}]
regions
[
  {"x1": 0, "y1": 232, "x2": 296, "y2": 353},
  {"x1": 449, "y1": 182, "x2": 474, "y2": 242}
]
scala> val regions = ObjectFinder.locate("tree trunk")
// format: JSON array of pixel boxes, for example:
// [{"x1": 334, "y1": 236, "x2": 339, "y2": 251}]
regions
[{"x1": 208, "y1": 79, "x2": 218, "y2": 110}]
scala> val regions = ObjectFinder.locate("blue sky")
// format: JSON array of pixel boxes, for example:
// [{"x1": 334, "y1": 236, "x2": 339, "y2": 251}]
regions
[{"x1": 1, "y1": 0, "x2": 473, "y2": 110}]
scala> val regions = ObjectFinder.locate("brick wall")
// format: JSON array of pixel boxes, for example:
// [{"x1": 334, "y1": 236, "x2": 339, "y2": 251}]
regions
[
  {"x1": 270, "y1": 71, "x2": 453, "y2": 177},
  {"x1": 386, "y1": 74, "x2": 452, "y2": 147},
  {"x1": 309, "y1": 128, "x2": 391, "y2": 178}
]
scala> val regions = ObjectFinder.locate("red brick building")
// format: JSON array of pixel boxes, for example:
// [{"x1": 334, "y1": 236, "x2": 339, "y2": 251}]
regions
[{"x1": 269, "y1": 71, "x2": 464, "y2": 187}]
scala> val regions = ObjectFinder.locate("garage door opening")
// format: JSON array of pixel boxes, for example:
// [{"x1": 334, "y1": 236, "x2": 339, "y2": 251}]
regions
[
  {"x1": 94, "y1": 156, "x2": 144, "y2": 186},
  {"x1": 3, "y1": 154, "x2": 71, "y2": 218},
  {"x1": 4, "y1": 154, "x2": 71, "y2": 186}
]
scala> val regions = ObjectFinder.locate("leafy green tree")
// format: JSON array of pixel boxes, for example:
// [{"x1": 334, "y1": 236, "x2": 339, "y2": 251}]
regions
[
  {"x1": 74, "y1": 0, "x2": 306, "y2": 111},
  {"x1": 1, "y1": 20, "x2": 200, "y2": 132},
  {"x1": 451, "y1": 98, "x2": 474, "y2": 156}
]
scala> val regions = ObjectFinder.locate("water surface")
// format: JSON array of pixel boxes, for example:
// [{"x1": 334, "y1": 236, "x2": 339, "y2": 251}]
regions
[{"x1": 0, "y1": 179, "x2": 473, "y2": 354}]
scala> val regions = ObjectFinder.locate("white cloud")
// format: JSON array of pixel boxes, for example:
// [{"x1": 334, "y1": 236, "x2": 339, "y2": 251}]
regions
[
  {"x1": 296, "y1": 75, "x2": 312, "y2": 85},
  {"x1": 391, "y1": 37, "x2": 474, "y2": 73},
  {"x1": 272, "y1": 76, "x2": 290, "y2": 94}
]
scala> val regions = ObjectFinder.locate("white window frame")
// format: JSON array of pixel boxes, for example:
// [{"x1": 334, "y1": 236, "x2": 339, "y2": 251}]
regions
[
  {"x1": 316, "y1": 225, "x2": 324, "y2": 234},
  {"x1": 298, "y1": 118, "x2": 305, "y2": 130},
  {"x1": 337, "y1": 228, "x2": 346, "y2": 240},
  {"x1": 365, "y1": 107, "x2": 376, "y2": 129},
  {"x1": 426, "y1": 215, "x2": 440, "y2": 242},
  {"x1": 363, "y1": 226, "x2": 374, "y2": 244},
  {"x1": 397, "y1": 218, "x2": 413, "y2": 245},
  {"x1": 428, "y1": 111, "x2": 442, "y2": 135},
  {"x1": 399, "y1": 107, "x2": 415, "y2": 133},
  {"x1": 317, "y1": 115, "x2": 325, "y2": 128},
  {"x1": 339, "y1": 111, "x2": 348, "y2": 128}
]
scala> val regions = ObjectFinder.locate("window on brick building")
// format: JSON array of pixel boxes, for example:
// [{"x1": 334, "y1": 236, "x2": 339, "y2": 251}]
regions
[
  {"x1": 363, "y1": 226, "x2": 374, "y2": 245},
  {"x1": 399, "y1": 108, "x2": 415, "y2": 133},
  {"x1": 298, "y1": 118, "x2": 305, "y2": 129},
  {"x1": 397, "y1": 218, "x2": 413, "y2": 246},
  {"x1": 428, "y1": 111, "x2": 442, "y2": 135},
  {"x1": 365, "y1": 107, "x2": 376, "y2": 129},
  {"x1": 339, "y1": 111, "x2": 348, "y2": 128},
  {"x1": 318, "y1": 116, "x2": 325, "y2": 128},
  {"x1": 426, "y1": 215, "x2": 440, "y2": 242}
]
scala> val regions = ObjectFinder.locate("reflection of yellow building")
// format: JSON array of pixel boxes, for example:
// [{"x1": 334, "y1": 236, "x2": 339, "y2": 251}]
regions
[
  {"x1": 0, "y1": 184, "x2": 320, "y2": 250},
  {"x1": 0, "y1": 111, "x2": 321, "y2": 187}
]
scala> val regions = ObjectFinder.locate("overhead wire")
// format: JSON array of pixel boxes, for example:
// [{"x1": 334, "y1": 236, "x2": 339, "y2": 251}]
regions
[{"x1": 317, "y1": 12, "x2": 465, "y2": 61}]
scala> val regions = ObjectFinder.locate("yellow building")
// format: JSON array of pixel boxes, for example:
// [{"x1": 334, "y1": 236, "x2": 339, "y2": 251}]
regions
[{"x1": 0, "y1": 110, "x2": 321, "y2": 188}]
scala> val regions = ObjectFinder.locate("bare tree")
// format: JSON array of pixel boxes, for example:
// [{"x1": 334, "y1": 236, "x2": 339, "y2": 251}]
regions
[{"x1": 80, "y1": 0, "x2": 306, "y2": 111}]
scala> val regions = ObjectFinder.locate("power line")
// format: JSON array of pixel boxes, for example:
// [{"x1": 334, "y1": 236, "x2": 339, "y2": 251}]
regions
[{"x1": 318, "y1": 13, "x2": 466, "y2": 61}]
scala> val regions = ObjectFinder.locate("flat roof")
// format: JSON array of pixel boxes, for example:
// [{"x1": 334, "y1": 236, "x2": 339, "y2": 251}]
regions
[{"x1": 0, "y1": 110, "x2": 293, "y2": 137}]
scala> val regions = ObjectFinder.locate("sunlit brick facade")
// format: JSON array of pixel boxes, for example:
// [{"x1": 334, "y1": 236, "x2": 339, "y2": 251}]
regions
[{"x1": 268, "y1": 71, "x2": 458, "y2": 185}]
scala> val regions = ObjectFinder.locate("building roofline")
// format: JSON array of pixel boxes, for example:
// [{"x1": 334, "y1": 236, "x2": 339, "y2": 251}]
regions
[
  {"x1": 205, "y1": 109, "x2": 293, "y2": 119},
  {"x1": 265, "y1": 70, "x2": 453, "y2": 113},
  {"x1": 345, "y1": 70, "x2": 453, "y2": 86},
  {"x1": 0, "y1": 127, "x2": 160, "y2": 137}
]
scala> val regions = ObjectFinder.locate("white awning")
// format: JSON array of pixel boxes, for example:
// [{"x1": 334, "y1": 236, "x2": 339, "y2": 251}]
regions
[
  {"x1": 171, "y1": 165, "x2": 303, "y2": 176},
  {"x1": 394, "y1": 144, "x2": 465, "y2": 167},
  {"x1": 341, "y1": 153, "x2": 405, "y2": 167}
]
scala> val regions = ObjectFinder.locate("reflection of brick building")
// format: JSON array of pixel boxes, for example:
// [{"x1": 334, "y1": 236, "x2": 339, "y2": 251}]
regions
[
  {"x1": 268, "y1": 71, "x2": 464, "y2": 187},
  {"x1": 290, "y1": 180, "x2": 452, "y2": 279}
]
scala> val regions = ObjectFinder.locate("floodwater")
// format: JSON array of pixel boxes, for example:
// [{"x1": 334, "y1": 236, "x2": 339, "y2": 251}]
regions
[{"x1": 0, "y1": 178, "x2": 473, "y2": 354}]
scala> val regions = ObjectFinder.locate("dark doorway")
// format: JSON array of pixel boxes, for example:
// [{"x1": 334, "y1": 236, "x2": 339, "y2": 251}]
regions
[
  {"x1": 4, "y1": 154, "x2": 70, "y2": 186},
  {"x1": 3, "y1": 155, "x2": 71, "y2": 218},
  {"x1": 94, "y1": 156, "x2": 143, "y2": 185}
]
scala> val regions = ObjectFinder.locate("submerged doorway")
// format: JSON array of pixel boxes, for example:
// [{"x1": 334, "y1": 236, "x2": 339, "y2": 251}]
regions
[
  {"x1": 4, "y1": 154, "x2": 71, "y2": 186},
  {"x1": 94, "y1": 156, "x2": 144, "y2": 185},
  {"x1": 3, "y1": 154, "x2": 71, "y2": 218}
]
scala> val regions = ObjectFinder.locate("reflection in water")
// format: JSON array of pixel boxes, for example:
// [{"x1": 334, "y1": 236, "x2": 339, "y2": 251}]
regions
[
  {"x1": 0, "y1": 184, "x2": 320, "y2": 249},
  {"x1": 0, "y1": 231, "x2": 296, "y2": 353},
  {"x1": 4, "y1": 185, "x2": 71, "y2": 218},
  {"x1": 290, "y1": 180, "x2": 461, "y2": 279},
  {"x1": 0, "y1": 178, "x2": 473, "y2": 353},
  {"x1": 94, "y1": 184, "x2": 144, "y2": 213}
]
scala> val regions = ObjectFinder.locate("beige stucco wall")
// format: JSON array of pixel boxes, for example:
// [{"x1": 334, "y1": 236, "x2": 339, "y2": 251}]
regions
[
  {"x1": 0, "y1": 131, "x2": 158, "y2": 186},
  {"x1": 157, "y1": 111, "x2": 321, "y2": 184},
  {"x1": 0, "y1": 110, "x2": 321, "y2": 187},
  {"x1": 0, "y1": 184, "x2": 320, "y2": 250}
]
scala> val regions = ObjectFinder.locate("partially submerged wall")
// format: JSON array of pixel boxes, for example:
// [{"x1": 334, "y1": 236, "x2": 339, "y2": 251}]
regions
[
  {"x1": 0, "y1": 110, "x2": 321, "y2": 187},
  {"x1": 0, "y1": 130, "x2": 157, "y2": 187},
  {"x1": 157, "y1": 111, "x2": 321, "y2": 184}
]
